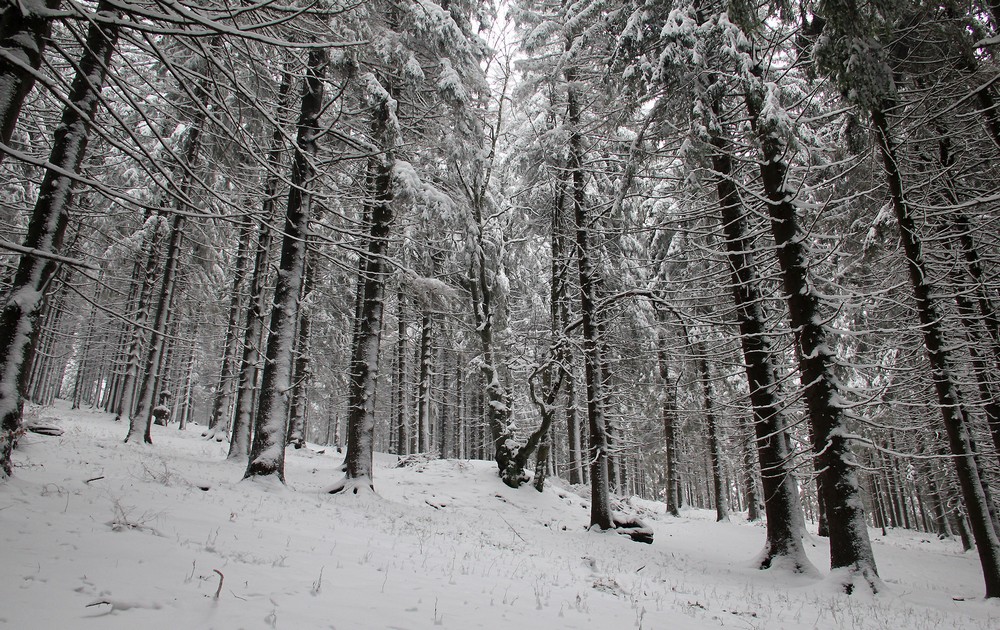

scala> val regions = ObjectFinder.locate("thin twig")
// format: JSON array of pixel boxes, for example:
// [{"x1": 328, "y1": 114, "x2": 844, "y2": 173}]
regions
[{"x1": 213, "y1": 569, "x2": 224, "y2": 599}]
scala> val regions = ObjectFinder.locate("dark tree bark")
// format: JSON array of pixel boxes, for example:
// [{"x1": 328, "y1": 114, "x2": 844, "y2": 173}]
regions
[
  {"x1": 228, "y1": 67, "x2": 291, "y2": 461},
  {"x1": 694, "y1": 337, "x2": 729, "y2": 523},
  {"x1": 872, "y1": 105, "x2": 1000, "y2": 597},
  {"x1": 205, "y1": 212, "x2": 253, "y2": 441},
  {"x1": 115, "y1": 214, "x2": 166, "y2": 423},
  {"x1": 709, "y1": 99, "x2": 810, "y2": 571},
  {"x1": 566, "y1": 75, "x2": 613, "y2": 531},
  {"x1": 655, "y1": 313, "x2": 681, "y2": 517},
  {"x1": 393, "y1": 282, "x2": 408, "y2": 455},
  {"x1": 742, "y1": 77, "x2": 878, "y2": 589},
  {"x1": 124, "y1": 212, "x2": 184, "y2": 443},
  {"x1": 741, "y1": 415, "x2": 763, "y2": 521},
  {"x1": 286, "y1": 251, "x2": 314, "y2": 449},
  {"x1": 0, "y1": 1, "x2": 119, "y2": 476},
  {"x1": 416, "y1": 293, "x2": 433, "y2": 453},
  {"x1": 0, "y1": 0, "x2": 59, "y2": 156},
  {"x1": 244, "y1": 48, "x2": 326, "y2": 482}
]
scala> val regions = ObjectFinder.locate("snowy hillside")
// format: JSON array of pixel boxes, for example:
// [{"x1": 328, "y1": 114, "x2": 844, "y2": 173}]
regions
[{"x1": 1, "y1": 401, "x2": 997, "y2": 629}]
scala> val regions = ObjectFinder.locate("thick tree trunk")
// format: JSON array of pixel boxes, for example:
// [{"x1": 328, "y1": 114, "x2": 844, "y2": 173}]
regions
[
  {"x1": 244, "y1": 49, "x2": 326, "y2": 482},
  {"x1": 873, "y1": 106, "x2": 1000, "y2": 597},
  {"x1": 709, "y1": 111, "x2": 810, "y2": 571},
  {"x1": 329, "y1": 72, "x2": 395, "y2": 494},
  {"x1": 0, "y1": 1, "x2": 119, "y2": 476},
  {"x1": 743, "y1": 81, "x2": 877, "y2": 588},
  {"x1": 228, "y1": 68, "x2": 291, "y2": 461},
  {"x1": 0, "y1": 0, "x2": 59, "y2": 156}
]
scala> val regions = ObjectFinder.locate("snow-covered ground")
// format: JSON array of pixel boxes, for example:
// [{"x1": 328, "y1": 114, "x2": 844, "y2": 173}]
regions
[{"x1": 2, "y1": 400, "x2": 997, "y2": 629}]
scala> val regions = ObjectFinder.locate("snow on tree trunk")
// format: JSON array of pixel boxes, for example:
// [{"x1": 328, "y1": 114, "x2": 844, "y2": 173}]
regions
[
  {"x1": 394, "y1": 282, "x2": 408, "y2": 455},
  {"x1": 124, "y1": 212, "x2": 185, "y2": 444},
  {"x1": 872, "y1": 106, "x2": 1000, "y2": 597},
  {"x1": 416, "y1": 307, "x2": 432, "y2": 453},
  {"x1": 709, "y1": 110, "x2": 812, "y2": 573},
  {"x1": 205, "y1": 212, "x2": 252, "y2": 440},
  {"x1": 114, "y1": 215, "x2": 166, "y2": 423},
  {"x1": 228, "y1": 66, "x2": 291, "y2": 461},
  {"x1": 327, "y1": 70, "x2": 396, "y2": 495},
  {"x1": 244, "y1": 48, "x2": 326, "y2": 482},
  {"x1": 0, "y1": 0, "x2": 59, "y2": 157},
  {"x1": 124, "y1": 39, "x2": 217, "y2": 444},
  {"x1": 566, "y1": 76, "x2": 613, "y2": 531},
  {"x1": 741, "y1": 74, "x2": 878, "y2": 590},
  {"x1": 0, "y1": 1, "x2": 119, "y2": 477}
]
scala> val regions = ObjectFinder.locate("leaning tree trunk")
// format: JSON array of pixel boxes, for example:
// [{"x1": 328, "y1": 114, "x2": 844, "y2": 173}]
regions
[
  {"x1": 0, "y1": 0, "x2": 59, "y2": 157},
  {"x1": 708, "y1": 98, "x2": 810, "y2": 572},
  {"x1": 872, "y1": 104, "x2": 1000, "y2": 597},
  {"x1": 227, "y1": 66, "x2": 292, "y2": 461},
  {"x1": 244, "y1": 48, "x2": 326, "y2": 482},
  {"x1": 0, "y1": 1, "x2": 119, "y2": 476},
  {"x1": 743, "y1": 78, "x2": 877, "y2": 589}
]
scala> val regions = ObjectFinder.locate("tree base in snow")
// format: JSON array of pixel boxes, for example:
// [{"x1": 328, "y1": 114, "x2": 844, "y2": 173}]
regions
[{"x1": 323, "y1": 475, "x2": 375, "y2": 496}]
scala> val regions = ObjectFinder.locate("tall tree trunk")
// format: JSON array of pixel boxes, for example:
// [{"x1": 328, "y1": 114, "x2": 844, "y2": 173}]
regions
[
  {"x1": 228, "y1": 66, "x2": 291, "y2": 461},
  {"x1": 656, "y1": 318, "x2": 681, "y2": 517},
  {"x1": 0, "y1": 0, "x2": 59, "y2": 156},
  {"x1": 741, "y1": 414, "x2": 763, "y2": 521},
  {"x1": 416, "y1": 303, "x2": 432, "y2": 453},
  {"x1": 394, "y1": 283, "x2": 408, "y2": 455},
  {"x1": 743, "y1": 78, "x2": 877, "y2": 588},
  {"x1": 287, "y1": 251, "x2": 314, "y2": 449},
  {"x1": 872, "y1": 105, "x2": 1000, "y2": 597},
  {"x1": 329, "y1": 72, "x2": 395, "y2": 494},
  {"x1": 244, "y1": 48, "x2": 326, "y2": 481},
  {"x1": 695, "y1": 337, "x2": 729, "y2": 523},
  {"x1": 205, "y1": 213, "x2": 253, "y2": 440},
  {"x1": 0, "y1": 1, "x2": 119, "y2": 476},
  {"x1": 124, "y1": 212, "x2": 184, "y2": 443},
  {"x1": 566, "y1": 75, "x2": 612, "y2": 530},
  {"x1": 115, "y1": 215, "x2": 166, "y2": 422},
  {"x1": 709, "y1": 100, "x2": 810, "y2": 571}
]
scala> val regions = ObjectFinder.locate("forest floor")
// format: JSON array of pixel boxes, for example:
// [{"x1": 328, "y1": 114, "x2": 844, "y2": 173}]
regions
[{"x1": 1, "y1": 400, "x2": 997, "y2": 629}]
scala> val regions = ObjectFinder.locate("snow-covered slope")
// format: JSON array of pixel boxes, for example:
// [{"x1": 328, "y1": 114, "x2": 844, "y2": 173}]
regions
[{"x1": 1, "y1": 400, "x2": 996, "y2": 629}]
